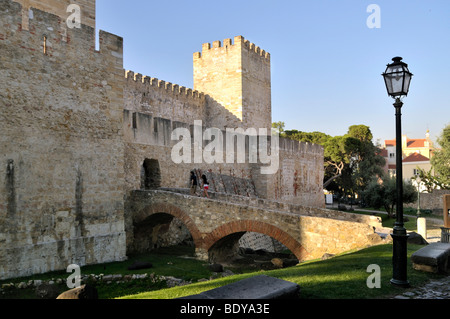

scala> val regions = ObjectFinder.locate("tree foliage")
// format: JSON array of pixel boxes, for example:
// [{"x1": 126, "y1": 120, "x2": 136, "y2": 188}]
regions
[
  {"x1": 281, "y1": 124, "x2": 385, "y2": 195},
  {"x1": 431, "y1": 124, "x2": 450, "y2": 185},
  {"x1": 362, "y1": 176, "x2": 417, "y2": 218}
]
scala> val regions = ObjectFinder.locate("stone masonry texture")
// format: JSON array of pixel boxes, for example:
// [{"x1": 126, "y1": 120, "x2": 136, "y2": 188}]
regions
[
  {"x1": 1, "y1": 0, "x2": 337, "y2": 280},
  {"x1": 0, "y1": 0, "x2": 126, "y2": 280}
]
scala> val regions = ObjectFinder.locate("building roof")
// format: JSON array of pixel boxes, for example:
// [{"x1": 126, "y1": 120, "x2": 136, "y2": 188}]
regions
[
  {"x1": 402, "y1": 152, "x2": 430, "y2": 163},
  {"x1": 407, "y1": 139, "x2": 427, "y2": 148},
  {"x1": 384, "y1": 138, "x2": 429, "y2": 148},
  {"x1": 385, "y1": 139, "x2": 396, "y2": 147}
]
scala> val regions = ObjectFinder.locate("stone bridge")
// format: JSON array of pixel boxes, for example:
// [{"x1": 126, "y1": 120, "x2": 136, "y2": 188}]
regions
[{"x1": 125, "y1": 189, "x2": 386, "y2": 263}]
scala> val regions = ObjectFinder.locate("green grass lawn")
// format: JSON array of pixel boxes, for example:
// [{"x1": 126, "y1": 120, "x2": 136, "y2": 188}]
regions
[
  {"x1": 119, "y1": 244, "x2": 444, "y2": 300},
  {"x1": 2, "y1": 244, "x2": 444, "y2": 299}
]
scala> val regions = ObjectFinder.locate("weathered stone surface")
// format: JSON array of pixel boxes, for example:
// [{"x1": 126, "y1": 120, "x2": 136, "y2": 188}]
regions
[
  {"x1": 411, "y1": 243, "x2": 450, "y2": 274},
  {"x1": 1, "y1": 0, "x2": 334, "y2": 282},
  {"x1": 0, "y1": 0, "x2": 126, "y2": 280},
  {"x1": 35, "y1": 283, "x2": 61, "y2": 299},
  {"x1": 127, "y1": 190, "x2": 386, "y2": 263},
  {"x1": 56, "y1": 285, "x2": 98, "y2": 300},
  {"x1": 271, "y1": 258, "x2": 284, "y2": 269},
  {"x1": 407, "y1": 232, "x2": 428, "y2": 245},
  {"x1": 179, "y1": 275, "x2": 300, "y2": 299}
]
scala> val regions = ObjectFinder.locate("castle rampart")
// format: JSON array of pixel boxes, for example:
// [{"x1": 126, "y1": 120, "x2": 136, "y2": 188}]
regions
[
  {"x1": 0, "y1": 0, "x2": 126, "y2": 280},
  {"x1": 1, "y1": 0, "x2": 325, "y2": 280}
]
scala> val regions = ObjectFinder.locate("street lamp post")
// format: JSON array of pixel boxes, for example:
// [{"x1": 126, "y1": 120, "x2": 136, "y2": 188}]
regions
[
  {"x1": 416, "y1": 175, "x2": 421, "y2": 217},
  {"x1": 382, "y1": 57, "x2": 413, "y2": 288}
]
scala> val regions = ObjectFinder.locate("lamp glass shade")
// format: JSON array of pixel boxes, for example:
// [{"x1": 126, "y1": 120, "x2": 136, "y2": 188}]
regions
[{"x1": 383, "y1": 57, "x2": 413, "y2": 98}]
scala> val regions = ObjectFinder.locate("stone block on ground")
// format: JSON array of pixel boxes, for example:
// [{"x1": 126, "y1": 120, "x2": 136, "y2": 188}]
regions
[
  {"x1": 56, "y1": 285, "x2": 98, "y2": 299},
  {"x1": 411, "y1": 243, "x2": 450, "y2": 274},
  {"x1": 179, "y1": 275, "x2": 300, "y2": 299}
]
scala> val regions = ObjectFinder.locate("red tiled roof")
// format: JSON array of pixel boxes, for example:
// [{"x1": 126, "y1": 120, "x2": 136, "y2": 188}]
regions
[
  {"x1": 403, "y1": 152, "x2": 430, "y2": 163},
  {"x1": 388, "y1": 164, "x2": 396, "y2": 169},
  {"x1": 385, "y1": 139, "x2": 396, "y2": 147},
  {"x1": 407, "y1": 139, "x2": 426, "y2": 148},
  {"x1": 385, "y1": 138, "x2": 428, "y2": 148}
]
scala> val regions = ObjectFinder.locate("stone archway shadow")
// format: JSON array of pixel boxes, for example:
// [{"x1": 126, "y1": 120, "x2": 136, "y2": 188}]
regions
[
  {"x1": 202, "y1": 220, "x2": 308, "y2": 262},
  {"x1": 133, "y1": 202, "x2": 204, "y2": 253}
]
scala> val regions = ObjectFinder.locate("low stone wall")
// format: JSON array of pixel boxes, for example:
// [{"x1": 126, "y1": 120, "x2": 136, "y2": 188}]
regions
[{"x1": 405, "y1": 190, "x2": 450, "y2": 214}]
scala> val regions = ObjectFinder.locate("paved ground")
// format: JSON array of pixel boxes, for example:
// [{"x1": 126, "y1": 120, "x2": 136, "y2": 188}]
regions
[{"x1": 392, "y1": 276, "x2": 450, "y2": 299}]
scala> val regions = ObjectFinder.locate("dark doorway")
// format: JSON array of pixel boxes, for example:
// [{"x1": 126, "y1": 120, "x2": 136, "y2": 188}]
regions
[{"x1": 141, "y1": 159, "x2": 161, "y2": 190}]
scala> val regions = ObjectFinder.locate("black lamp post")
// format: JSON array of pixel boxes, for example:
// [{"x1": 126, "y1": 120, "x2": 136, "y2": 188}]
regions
[{"x1": 382, "y1": 57, "x2": 413, "y2": 287}]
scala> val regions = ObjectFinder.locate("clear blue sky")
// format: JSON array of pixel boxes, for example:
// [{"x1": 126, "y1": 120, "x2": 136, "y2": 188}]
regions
[{"x1": 96, "y1": 0, "x2": 450, "y2": 146}]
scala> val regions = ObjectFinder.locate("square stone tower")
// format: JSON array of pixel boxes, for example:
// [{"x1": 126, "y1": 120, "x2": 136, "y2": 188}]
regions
[{"x1": 193, "y1": 36, "x2": 272, "y2": 130}]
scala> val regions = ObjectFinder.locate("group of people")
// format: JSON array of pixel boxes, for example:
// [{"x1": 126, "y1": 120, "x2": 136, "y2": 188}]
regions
[{"x1": 190, "y1": 171, "x2": 209, "y2": 198}]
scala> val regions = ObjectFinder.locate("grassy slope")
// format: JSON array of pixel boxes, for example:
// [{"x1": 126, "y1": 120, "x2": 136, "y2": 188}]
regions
[{"x1": 119, "y1": 244, "x2": 444, "y2": 299}]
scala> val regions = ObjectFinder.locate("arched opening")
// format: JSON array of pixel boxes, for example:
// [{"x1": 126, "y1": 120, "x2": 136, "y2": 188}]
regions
[
  {"x1": 140, "y1": 159, "x2": 161, "y2": 190},
  {"x1": 208, "y1": 232, "x2": 299, "y2": 270},
  {"x1": 131, "y1": 212, "x2": 194, "y2": 254}
]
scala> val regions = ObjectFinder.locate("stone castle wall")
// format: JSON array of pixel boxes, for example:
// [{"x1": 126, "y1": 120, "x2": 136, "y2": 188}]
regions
[
  {"x1": 0, "y1": 0, "x2": 126, "y2": 280},
  {"x1": 1, "y1": 0, "x2": 325, "y2": 280},
  {"x1": 123, "y1": 34, "x2": 324, "y2": 208}
]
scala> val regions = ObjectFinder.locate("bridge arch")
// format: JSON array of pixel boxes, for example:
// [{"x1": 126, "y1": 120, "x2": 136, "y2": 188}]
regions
[
  {"x1": 132, "y1": 202, "x2": 203, "y2": 253},
  {"x1": 203, "y1": 220, "x2": 308, "y2": 262}
]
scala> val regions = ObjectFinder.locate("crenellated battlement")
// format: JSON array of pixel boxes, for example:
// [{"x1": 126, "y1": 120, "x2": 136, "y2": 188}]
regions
[
  {"x1": 3, "y1": 0, "x2": 122, "y2": 61},
  {"x1": 194, "y1": 35, "x2": 270, "y2": 61},
  {"x1": 278, "y1": 137, "x2": 324, "y2": 156},
  {"x1": 125, "y1": 70, "x2": 205, "y2": 101}
]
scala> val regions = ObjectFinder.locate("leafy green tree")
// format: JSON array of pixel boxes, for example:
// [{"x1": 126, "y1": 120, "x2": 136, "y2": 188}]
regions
[
  {"x1": 272, "y1": 121, "x2": 285, "y2": 134},
  {"x1": 347, "y1": 125, "x2": 373, "y2": 142},
  {"x1": 322, "y1": 135, "x2": 359, "y2": 188},
  {"x1": 417, "y1": 167, "x2": 450, "y2": 191},
  {"x1": 362, "y1": 176, "x2": 417, "y2": 218},
  {"x1": 280, "y1": 124, "x2": 385, "y2": 195},
  {"x1": 346, "y1": 125, "x2": 385, "y2": 192},
  {"x1": 431, "y1": 124, "x2": 450, "y2": 185}
]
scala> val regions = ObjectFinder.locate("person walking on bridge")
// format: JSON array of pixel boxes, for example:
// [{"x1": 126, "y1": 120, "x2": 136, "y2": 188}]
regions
[
  {"x1": 190, "y1": 171, "x2": 198, "y2": 196},
  {"x1": 201, "y1": 174, "x2": 209, "y2": 198}
]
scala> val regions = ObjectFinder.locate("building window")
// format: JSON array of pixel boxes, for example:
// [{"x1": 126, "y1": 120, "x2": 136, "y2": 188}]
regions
[
  {"x1": 413, "y1": 169, "x2": 420, "y2": 176},
  {"x1": 389, "y1": 153, "x2": 395, "y2": 158},
  {"x1": 132, "y1": 112, "x2": 137, "y2": 129}
]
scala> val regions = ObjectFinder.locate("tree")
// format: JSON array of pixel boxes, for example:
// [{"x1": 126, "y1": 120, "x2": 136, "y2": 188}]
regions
[
  {"x1": 281, "y1": 124, "x2": 385, "y2": 194},
  {"x1": 272, "y1": 121, "x2": 285, "y2": 134},
  {"x1": 362, "y1": 176, "x2": 417, "y2": 218},
  {"x1": 322, "y1": 135, "x2": 359, "y2": 188},
  {"x1": 417, "y1": 167, "x2": 450, "y2": 191},
  {"x1": 346, "y1": 125, "x2": 385, "y2": 192},
  {"x1": 283, "y1": 130, "x2": 331, "y2": 145},
  {"x1": 347, "y1": 124, "x2": 373, "y2": 142},
  {"x1": 431, "y1": 124, "x2": 450, "y2": 185}
]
